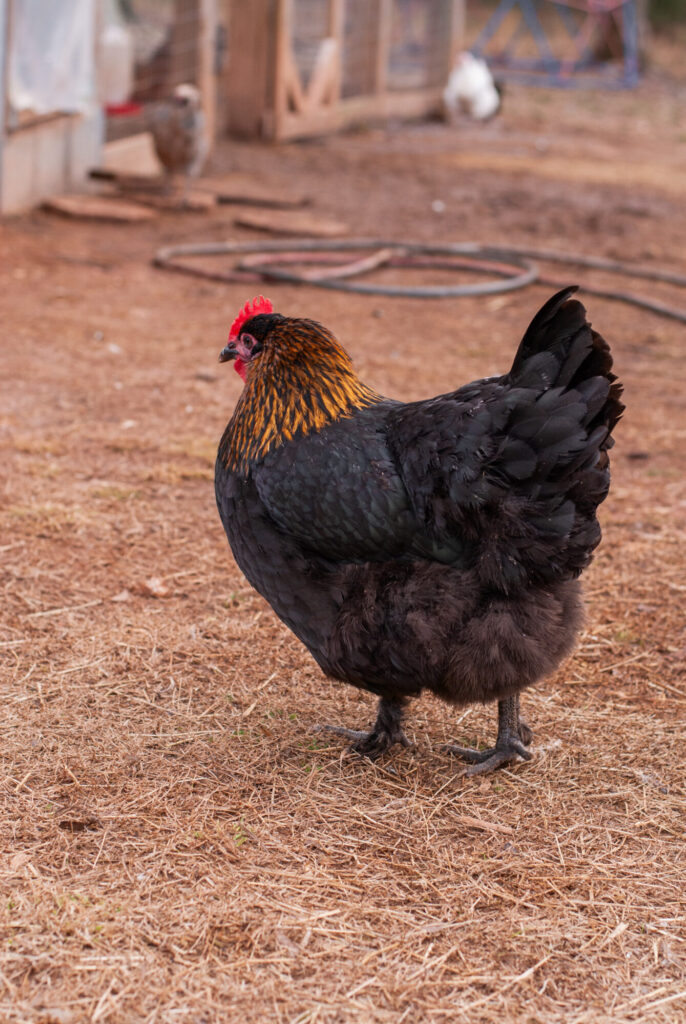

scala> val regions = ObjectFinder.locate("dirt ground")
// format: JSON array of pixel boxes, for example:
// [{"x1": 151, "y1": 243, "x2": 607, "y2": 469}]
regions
[{"x1": 2, "y1": 38, "x2": 686, "y2": 1024}]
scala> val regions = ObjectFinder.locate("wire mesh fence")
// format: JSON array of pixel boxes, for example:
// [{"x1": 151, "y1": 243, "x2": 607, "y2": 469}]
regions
[
  {"x1": 290, "y1": 0, "x2": 457, "y2": 98},
  {"x1": 276, "y1": 0, "x2": 460, "y2": 138},
  {"x1": 104, "y1": 0, "x2": 225, "y2": 142},
  {"x1": 387, "y1": 0, "x2": 455, "y2": 90}
]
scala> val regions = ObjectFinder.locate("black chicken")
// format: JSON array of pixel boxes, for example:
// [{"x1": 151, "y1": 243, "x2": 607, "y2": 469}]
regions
[{"x1": 215, "y1": 290, "x2": 623, "y2": 775}]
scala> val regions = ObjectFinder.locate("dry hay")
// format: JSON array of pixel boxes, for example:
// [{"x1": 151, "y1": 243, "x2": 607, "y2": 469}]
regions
[
  {"x1": 2, "y1": 73, "x2": 686, "y2": 1023},
  {"x1": 2, "y1": 307, "x2": 684, "y2": 1024}
]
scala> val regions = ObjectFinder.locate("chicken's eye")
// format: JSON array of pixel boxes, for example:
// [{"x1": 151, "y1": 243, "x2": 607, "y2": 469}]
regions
[{"x1": 237, "y1": 332, "x2": 263, "y2": 362}]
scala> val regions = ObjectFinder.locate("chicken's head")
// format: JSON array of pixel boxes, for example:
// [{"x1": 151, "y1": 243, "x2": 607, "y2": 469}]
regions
[
  {"x1": 173, "y1": 83, "x2": 202, "y2": 110},
  {"x1": 219, "y1": 295, "x2": 280, "y2": 381}
]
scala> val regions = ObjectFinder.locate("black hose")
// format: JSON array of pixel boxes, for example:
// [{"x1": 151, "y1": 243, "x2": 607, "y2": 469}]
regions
[{"x1": 153, "y1": 238, "x2": 686, "y2": 323}]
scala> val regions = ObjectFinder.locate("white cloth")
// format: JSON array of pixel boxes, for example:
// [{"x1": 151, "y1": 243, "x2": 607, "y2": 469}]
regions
[{"x1": 9, "y1": 0, "x2": 96, "y2": 115}]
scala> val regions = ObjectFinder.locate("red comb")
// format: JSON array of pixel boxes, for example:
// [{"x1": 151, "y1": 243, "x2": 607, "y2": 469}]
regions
[{"x1": 229, "y1": 295, "x2": 274, "y2": 340}]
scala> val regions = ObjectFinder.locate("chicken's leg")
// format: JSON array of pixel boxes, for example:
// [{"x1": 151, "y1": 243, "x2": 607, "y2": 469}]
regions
[
  {"x1": 445, "y1": 695, "x2": 532, "y2": 775},
  {"x1": 316, "y1": 697, "x2": 412, "y2": 759}
]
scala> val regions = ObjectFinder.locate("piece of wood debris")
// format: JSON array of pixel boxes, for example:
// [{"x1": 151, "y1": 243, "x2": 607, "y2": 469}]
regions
[
  {"x1": 234, "y1": 208, "x2": 349, "y2": 238},
  {"x1": 89, "y1": 168, "x2": 168, "y2": 193},
  {"x1": 90, "y1": 171, "x2": 216, "y2": 212},
  {"x1": 128, "y1": 190, "x2": 216, "y2": 213},
  {"x1": 43, "y1": 195, "x2": 157, "y2": 223},
  {"x1": 204, "y1": 173, "x2": 309, "y2": 209}
]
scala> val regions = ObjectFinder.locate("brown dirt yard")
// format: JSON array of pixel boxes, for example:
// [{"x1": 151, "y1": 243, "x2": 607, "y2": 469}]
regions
[{"x1": 2, "y1": 44, "x2": 686, "y2": 1024}]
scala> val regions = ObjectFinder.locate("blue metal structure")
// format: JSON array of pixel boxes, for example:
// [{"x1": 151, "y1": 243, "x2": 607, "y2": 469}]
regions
[{"x1": 472, "y1": 0, "x2": 640, "y2": 90}]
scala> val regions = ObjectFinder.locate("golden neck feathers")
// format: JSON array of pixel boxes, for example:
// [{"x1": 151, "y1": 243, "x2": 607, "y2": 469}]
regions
[{"x1": 219, "y1": 318, "x2": 380, "y2": 474}]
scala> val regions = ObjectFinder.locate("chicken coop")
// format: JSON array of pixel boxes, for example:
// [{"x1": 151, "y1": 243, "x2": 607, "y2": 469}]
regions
[
  {"x1": 0, "y1": 0, "x2": 465, "y2": 212},
  {"x1": 227, "y1": 0, "x2": 466, "y2": 140}
]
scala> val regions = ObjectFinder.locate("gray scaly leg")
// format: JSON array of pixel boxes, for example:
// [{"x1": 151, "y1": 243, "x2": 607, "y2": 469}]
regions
[
  {"x1": 445, "y1": 694, "x2": 533, "y2": 775},
  {"x1": 316, "y1": 696, "x2": 412, "y2": 759}
]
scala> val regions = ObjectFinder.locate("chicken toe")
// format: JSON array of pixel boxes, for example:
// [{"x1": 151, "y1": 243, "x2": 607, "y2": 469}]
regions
[
  {"x1": 316, "y1": 697, "x2": 411, "y2": 759},
  {"x1": 445, "y1": 695, "x2": 533, "y2": 775},
  {"x1": 518, "y1": 718, "x2": 533, "y2": 746}
]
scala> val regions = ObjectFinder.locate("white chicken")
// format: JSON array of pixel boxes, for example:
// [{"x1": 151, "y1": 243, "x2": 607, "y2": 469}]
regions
[{"x1": 443, "y1": 52, "x2": 501, "y2": 122}]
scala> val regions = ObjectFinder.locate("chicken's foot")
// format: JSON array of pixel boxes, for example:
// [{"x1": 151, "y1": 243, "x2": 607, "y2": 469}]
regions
[
  {"x1": 316, "y1": 697, "x2": 412, "y2": 759},
  {"x1": 444, "y1": 695, "x2": 532, "y2": 775}
]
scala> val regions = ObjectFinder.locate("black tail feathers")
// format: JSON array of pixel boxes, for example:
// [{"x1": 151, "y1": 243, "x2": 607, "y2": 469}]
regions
[{"x1": 509, "y1": 287, "x2": 624, "y2": 440}]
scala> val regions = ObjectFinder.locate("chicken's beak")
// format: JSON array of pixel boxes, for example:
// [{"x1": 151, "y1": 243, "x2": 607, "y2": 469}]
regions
[{"x1": 219, "y1": 340, "x2": 237, "y2": 363}]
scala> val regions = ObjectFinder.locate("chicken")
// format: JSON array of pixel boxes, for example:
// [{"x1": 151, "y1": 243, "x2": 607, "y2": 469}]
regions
[
  {"x1": 215, "y1": 290, "x2": 623, "y2": 775},
  {"x1": 443, "y1": 51, "x2": 501, "y2": 122},
  {"x1": 148, "y1": 83, "x2": 206, "y2": 198}
]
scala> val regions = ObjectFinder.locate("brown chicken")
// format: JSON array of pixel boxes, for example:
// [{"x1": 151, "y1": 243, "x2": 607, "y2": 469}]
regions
[{"x1": 215, "y1": 291, "x2": 623, "y2": 776}]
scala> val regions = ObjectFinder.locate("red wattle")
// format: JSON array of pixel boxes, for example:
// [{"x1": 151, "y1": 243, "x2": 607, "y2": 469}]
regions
[{"x1": 234, "y1": 359, "x2": 247, "y2": 382}]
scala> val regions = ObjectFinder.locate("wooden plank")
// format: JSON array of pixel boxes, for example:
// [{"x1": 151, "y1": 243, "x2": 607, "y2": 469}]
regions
[
  {"x1": 43, "y1": 195, "x2": 157, "y2": 222},
  {"x1": 275, "y1": 86, "x2": 445, "y2": 142},
  {"x1": 449, "y1": 0, "x2": 467, "y2": 67},
  {"x1": 89, "y1": 169, "x2": 168, "y2": 192},
  {"x1": 233, "y1": 207, "x2": 349, "y2": 238},
  {"x1": 202, "y1": 172, "x2": 309, "y2": 208},
  {"x1": 284, "y1": 46, "x2": 307, "y2": 114},
  {"x1": 375, "y1": 0, "x2": 393, "y2": 94},
  {"x1": 198, "y1": 0, "x2": 217, "y2": 151},
  {"x1": 326, "y1": 0, "x2": 344, "y2": 100},
  {"x1": 327, "y1": 0, "x2": 344, "y2": 38},
  {"x1": 305, "y1": 38, "x2": 340, "y2": 111},
  {"x1": 225, "y1": 0, "x2": 275, "y2": 138},
  {"x1": 272, "y1": 0, "x2": 292, "y2": 139},
  {"x1": 120, "y1": 189, "x2": 216, "y2": 212}
]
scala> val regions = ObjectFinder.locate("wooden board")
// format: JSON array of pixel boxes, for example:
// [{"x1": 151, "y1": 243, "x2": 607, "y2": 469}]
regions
[
  {"x1": 233, "y1": 208, "x2": 348, "y2": 237},
  {"x1": 272, "y1": 86, "x2": 445, "y2": 142},
  {"x1": 90, "y1": 173, "x2": 216, "y2": 212},
  {"x1": 42, "y1": 195, "x2": 157, "y2": 223},
  {"x1": 203, "y1": 173, "x2": 309, "y2": 209},
  {"x1": 123, "y1": 190, "x2": 216, "y2": 212},
  {"x1": 90, "y1": 169, "x2": 168, "y2": 192}
]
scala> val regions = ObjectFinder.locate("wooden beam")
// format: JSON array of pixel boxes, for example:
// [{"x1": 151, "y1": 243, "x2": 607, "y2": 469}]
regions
[
  {"x1": 283, "y1": 47, "x2": 305, "y2": 114},
  {"x1": 198, "y1": 0, "x2": 217, "y2": 150},
  {"x1": 225, "y1": 0, "x2": 276, "y2": 138},
  {"x1": 449, "y1": 0, "x2": 466, "y2": 67},
  {"x1": 275, "y1": 86, "x2": 445, "y2": 142},
  {"x1": 305, "y1": 38, "x2": 340, "y2": 111},
  {"x1": 375, "y1": 0, "x2": 393, "y2": 94},
  {"x1": 272, "y1": 0, "x2": 292, "y2": 139},
  {"x1": 327, "y1": 0, "x2": 344, "y2": 100},
  {"x1": 327, "y1": 0, "x2": 344, "y2": 39}
]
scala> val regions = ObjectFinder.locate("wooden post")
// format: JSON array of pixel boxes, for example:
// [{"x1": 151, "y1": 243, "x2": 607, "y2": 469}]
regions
[
  {"x1": 327, "y1": 0, "x2": 344, "y2": 40},
  {"x1": 225, "y1": 0, "x2": 277, "y2": 138},
  {"x1": 375, "y1": 0, "x2": 392, "y2": 94},
  {"x1": 198, "y1": 0, "x2": 217, "y2": 150},
  {"x1": 272, "y1": 0, "x2": 291, "y2": 139},
  {"x1": 327, "y1": 0, "x2": 343, "y2": 101},
  {"x1": 449, "y1": 0, "x2": 466, "y2": 68}
]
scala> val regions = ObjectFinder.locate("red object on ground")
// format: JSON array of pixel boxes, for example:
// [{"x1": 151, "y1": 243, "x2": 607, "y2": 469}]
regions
[{"x1": 105, "y1": 102, "x2": 143, "y2": 117}]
